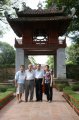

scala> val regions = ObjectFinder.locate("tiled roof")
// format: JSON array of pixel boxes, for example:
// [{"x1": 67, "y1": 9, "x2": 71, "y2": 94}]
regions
[
  {"x1": 15, "y1": 6, "x2": 65, "y2": 17},
  {"x1": 5, "y1": 6, "x2": 72, "y2": 37},
  {"x1": 8, "y1": 16, "x2": 71, "y2": 22}
]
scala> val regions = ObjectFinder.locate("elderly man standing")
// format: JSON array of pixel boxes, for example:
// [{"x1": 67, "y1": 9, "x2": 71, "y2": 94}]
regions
[
  {"x1": 25, "y1": 64, "x2": 35, "y2": 102},
  {"x1": 35, "y1": 64, "x2": 44, "y2": 101}
]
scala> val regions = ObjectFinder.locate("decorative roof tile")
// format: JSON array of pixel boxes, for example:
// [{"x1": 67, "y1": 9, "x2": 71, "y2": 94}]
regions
[
  {"x1": 5, "y1": 5, "x2": 72, "y2": 37},
  {"x1": 14, "y1": 6, "x2": 65, "y2": 17}
]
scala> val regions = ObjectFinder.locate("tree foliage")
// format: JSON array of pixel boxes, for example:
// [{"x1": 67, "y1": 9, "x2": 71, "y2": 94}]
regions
[
  {"x1": 0, "y1": 0, "x2": 11, "y2": 35},
  {"x1": 0, "y1": 42, "x2": 15, "y2": 66},
  {"x1": 46, "y1": 0, "x2": 79, "y2": 65},
  {"x1": 66, "y1": 44, "x2": 79, "y2": 65},
  {"x1": 47, "y1": 56, "x2": 54, "y2": 69},
  {"x1": 45, "y1": 0, "x2": 79, "y2": 43},
  {"x1": 0, "y1": 0, "x2": 11, "y2": 18}
]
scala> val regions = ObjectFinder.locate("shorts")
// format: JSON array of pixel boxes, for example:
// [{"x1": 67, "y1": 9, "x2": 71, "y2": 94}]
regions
[{"x1": 16, "y1": 83, "x2": 24, "y2": 94}]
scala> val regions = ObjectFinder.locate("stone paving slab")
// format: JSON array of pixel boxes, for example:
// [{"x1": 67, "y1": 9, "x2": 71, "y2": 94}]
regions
[{"x1": 0, "y1": 88, "x2": 79, "y2": 120}]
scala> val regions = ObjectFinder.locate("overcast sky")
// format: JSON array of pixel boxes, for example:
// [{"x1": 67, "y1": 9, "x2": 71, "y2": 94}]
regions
[{"x1": 22, "y1": 0, "x2": 46, "y2": 9}]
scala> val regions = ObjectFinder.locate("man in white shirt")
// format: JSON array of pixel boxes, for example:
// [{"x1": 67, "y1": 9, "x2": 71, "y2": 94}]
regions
[
  {"x1": 25, "y1": 64, "x2": 35, "y2": 102},
  {"x1": 15, "y1": 65, "x2": 25, "y2": 103},
  {"x1": 35, "y1": 64, "x2": 44, "y2": 101}
]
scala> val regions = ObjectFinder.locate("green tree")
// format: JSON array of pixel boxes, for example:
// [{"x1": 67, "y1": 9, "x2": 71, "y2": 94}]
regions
[
  {"x1": 0, "y1": 0, "x2": 11, "y2": 35},
  {"x1": 0, "y1": 0, "x2": 11, "y2": 17},
  {"x1": 45, "y1": 0, "x2": 79, "y2": 44},
  {"x1": 66, "y1": 44, "x2": 79, "y2": 65},
  {"x1": 0, "y1": 42, "x2": 15, "y2": 66},
  {"x1": 47, "y1": 56, "x2": 54, "y2": 69},
  {"x1": 46, "y1": 0, "x2": 79, "y2": 65},
  {"x1": 45, "y1": 0, "x2": 53, "y2": 8}
]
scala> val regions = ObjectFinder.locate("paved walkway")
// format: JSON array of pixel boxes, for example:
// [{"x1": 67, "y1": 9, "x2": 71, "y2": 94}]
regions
[{"x1": 0, "y1": 89, "x2": 79, "y2": 120}]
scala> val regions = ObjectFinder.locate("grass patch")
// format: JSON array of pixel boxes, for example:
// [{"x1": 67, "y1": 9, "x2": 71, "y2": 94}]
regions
[
  {"x1": 0, "y1": 85, "x2": 15, "y2": 109},
  {"x1": 63, "y1": 87, "x2": 79, "y2": 109},
  {"x1": 0, "y1": 91, "x2": 13, "y2": 100},
  {"x1": 0, "y1": 91, "x2": 14, "y2": 108}
]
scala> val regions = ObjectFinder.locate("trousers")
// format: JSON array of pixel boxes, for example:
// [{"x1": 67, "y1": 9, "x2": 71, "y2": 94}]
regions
[
  {"x1": 25, "y1": 80, "x2": 34, "y2": 101},
  {"x1": 35, "y1": 78, "x2": 43, "y2": 101}
]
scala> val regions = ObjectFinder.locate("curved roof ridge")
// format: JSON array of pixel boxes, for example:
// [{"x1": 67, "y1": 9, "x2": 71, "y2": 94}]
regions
[{"x1": 13, "y1": 6, "x2": 65, "y2": 17}]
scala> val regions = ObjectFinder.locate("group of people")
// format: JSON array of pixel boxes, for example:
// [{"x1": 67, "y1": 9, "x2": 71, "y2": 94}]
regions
[{"x1": 15, "y1": 64, "x2": 53, "y2": 103}]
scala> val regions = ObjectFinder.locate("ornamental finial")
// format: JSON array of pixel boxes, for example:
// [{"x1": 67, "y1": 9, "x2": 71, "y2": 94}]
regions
[{"x1": 37, "y1": 0, "x2": 42, "y2": 9}]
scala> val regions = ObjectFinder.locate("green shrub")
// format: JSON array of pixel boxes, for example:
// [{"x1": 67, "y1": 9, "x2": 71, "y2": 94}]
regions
[
  {"x1": 56, "y1": 84, "x2": 66, "y2": 91},
  {"x1": 55, "y1": 81, "x2": 69, "y2": 85},
  {"x1": 70, "y1": 84, "x2": 79, "y2": 91},
  {"x1": 7, "y1": 87, "x2": 16, "y2": 92},
  {"x1": 0, "y1": 86, "x2": 7, "y2": 92},
  {"x1": 55, "y1": 81, "x2": 69, "y2": 91},
  {"x1": 63, "y1": 86, "x2": 73, "y2": 94},
  {"x1": 0, "y1": 85, "x2": 15, "y2": 92},
  {"x1": 0, "y1": 88, "x2": 7, "y2": 92}
]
